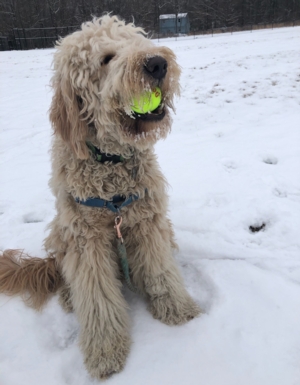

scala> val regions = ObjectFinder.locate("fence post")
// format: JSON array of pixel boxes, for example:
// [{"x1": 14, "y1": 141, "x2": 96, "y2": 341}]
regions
[
  {"x1": 23, "y1": 28, "x2": 28, "y2": 49},
  {"x1": 12, "y1": 29, "x2": 17, "y2": 50},
  {"x1": 42, "y1": 24, "x2": 47, "y2": 48},
  {"x1": 16, "y1": 29, "x2": 22, "y2": 50}
]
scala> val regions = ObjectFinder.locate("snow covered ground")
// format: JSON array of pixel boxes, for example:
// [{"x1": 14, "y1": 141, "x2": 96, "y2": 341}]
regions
[{"x1": 1, "y1": 26, "x2": 300, "y2": 385}]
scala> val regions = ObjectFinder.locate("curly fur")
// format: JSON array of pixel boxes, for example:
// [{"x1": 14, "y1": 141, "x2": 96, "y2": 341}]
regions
[{"x1": 0, "y1": 15, "x2": 200, "y2": 380}]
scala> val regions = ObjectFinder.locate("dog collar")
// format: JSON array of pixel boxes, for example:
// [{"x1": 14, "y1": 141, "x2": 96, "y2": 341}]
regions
[{"x1": 86, "y1": 141, "x2": 125, "y2": 164}]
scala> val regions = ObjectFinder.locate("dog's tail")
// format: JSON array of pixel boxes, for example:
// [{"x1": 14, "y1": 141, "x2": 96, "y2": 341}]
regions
[{"x1": 0, "y1": 249, "x2": 62, "y2": 309}]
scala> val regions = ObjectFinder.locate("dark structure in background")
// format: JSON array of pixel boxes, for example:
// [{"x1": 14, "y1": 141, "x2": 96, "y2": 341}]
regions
[
  {"x1": 159, "y1": 13, "x2": 190, "y2": 35},
  {"x1": 1, "y1": 0, "x2": 300, "y2": 50},
  {"x1": 0, "y1": 26, "x2": 79, "y2": 51}
]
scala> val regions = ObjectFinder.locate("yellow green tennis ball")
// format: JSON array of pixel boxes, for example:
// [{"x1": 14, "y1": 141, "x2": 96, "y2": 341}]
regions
[{"x1": 131, "y1": 87, "x2": 162, "y2": 114}]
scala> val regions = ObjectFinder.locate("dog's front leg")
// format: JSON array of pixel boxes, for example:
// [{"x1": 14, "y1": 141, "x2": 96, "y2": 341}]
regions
[
  {"x1": 62, "y1": 236, "x2": 130, "y2": 380},
  {"x1": 127, "y1": 216, "x2": 201, "y2": 325}
]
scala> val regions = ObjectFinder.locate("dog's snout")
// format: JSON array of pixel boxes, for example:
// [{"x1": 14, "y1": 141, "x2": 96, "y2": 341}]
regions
[{"x1": 144, "y1": 56, "x2": 168, "y2": 80}]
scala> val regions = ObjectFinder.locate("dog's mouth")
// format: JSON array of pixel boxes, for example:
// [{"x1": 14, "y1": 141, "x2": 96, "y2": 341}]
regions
[
  {"x1": 120, "y1": 90, "x2": 171, "y2": 142},
  {"x1": 130, "y1": 103, "x2": 165, "y2": 121}
]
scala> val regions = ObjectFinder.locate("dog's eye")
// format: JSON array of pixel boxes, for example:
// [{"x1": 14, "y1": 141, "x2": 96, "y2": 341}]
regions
[{"x1": 103, "y1": 55, "x2": 114, "y2": 65}]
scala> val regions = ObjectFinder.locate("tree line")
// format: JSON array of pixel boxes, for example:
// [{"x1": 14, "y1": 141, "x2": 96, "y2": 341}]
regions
[{"x1": 1, "y1": 0, "x2": 300, "y2": 37}]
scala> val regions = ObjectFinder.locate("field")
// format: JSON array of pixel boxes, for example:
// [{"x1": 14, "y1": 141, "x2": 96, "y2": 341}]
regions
[{"x1": 0, "y1": 26, "x2": 300, "y2": 385}]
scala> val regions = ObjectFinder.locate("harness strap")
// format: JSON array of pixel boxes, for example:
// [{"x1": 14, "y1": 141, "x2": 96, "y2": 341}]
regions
[{"x1": 75, "y1": 193, "x2": 140, "y2": 214}]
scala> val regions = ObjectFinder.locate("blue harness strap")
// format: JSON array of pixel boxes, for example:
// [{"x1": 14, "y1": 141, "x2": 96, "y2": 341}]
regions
[{"x1": 75, "y1": 193, "x2": 140, "y2": 214}]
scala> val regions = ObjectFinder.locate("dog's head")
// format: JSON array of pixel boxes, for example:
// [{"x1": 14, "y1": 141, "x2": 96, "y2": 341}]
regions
[{"x1": 50, "y1": 15, "x2": 181, "y2": 159}]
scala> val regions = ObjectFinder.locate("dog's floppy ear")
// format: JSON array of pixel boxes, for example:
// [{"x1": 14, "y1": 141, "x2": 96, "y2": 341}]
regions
[{"x1": 49, "y1": 77, "x2": 89, "y2": 159}]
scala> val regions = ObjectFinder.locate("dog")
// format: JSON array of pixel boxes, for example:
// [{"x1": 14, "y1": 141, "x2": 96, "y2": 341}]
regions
[{"x1": 0, "y1": 15, "x2": 200, "y2": 380}]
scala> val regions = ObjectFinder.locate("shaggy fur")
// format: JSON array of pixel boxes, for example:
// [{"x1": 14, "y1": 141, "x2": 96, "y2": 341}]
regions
[
  {"x1": 0, "y1": 15, "x2": 200, "y2": 380},
  {"x1": 0, "y1": 249, "x2": 62, "y2": 309}
]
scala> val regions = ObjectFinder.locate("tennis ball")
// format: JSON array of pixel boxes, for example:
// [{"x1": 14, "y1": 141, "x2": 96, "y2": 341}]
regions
[{"x1": 131, "y1": 87, "x2": 162, "y2": 114}]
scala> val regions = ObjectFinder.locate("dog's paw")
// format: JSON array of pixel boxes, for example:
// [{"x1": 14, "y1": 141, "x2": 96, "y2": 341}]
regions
[
  {"x1": 83, "y1": 332, "x2": 131, "y2": 380},
  {"x1": 149, "y1": 294, "x2": 201, "y2": 326}
]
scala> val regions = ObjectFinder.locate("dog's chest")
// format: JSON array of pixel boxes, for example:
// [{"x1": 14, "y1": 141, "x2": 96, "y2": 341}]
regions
[
  {"x1": 63, "y1": 144, "x2": 159, "y2": 201},
  {"x1": 101, "y1": 161, "x2": 139, "y2": 192}
]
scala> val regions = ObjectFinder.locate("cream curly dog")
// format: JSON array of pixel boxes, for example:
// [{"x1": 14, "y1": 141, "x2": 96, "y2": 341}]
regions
[{"x1": 0, "y1": 15, "x2": 200, "y2": 380}]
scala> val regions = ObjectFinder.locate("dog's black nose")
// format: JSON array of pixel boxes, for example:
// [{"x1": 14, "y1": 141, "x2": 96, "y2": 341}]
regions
[{"x1": 144, "y1": 56, "x2": 168, "y2": 80}]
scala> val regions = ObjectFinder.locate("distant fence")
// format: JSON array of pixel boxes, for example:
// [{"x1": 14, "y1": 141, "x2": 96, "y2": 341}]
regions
[
  {"x1": 1, "y1": 19, "x2": 300, "y2": 51},
  {"x1": 0, "y1": 25, "x2": 79, "y2": 51},
  {"x1": 156, "y1": 19, "x2": 300, "y2": 39},
  {"x1": 201, "y1": 19, "x2": 300, "y2": 36}
]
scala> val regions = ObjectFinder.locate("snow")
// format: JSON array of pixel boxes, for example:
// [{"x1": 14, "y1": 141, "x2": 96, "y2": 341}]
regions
[{"x1": 1, "y1": 27, "x2": 300, "y2": 385}]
